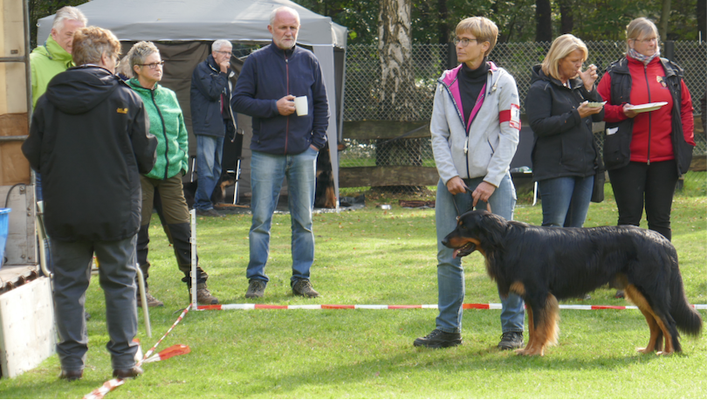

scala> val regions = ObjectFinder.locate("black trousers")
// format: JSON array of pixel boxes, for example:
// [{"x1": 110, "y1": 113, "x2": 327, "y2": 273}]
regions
[{"x1": 608, "y1": 160, "x2": 678, "y2": 241}]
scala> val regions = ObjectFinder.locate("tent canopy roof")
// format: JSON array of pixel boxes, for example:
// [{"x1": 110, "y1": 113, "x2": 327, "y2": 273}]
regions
[{"x1": 37, "y1": 0, "x2": 347, "y2": 48}]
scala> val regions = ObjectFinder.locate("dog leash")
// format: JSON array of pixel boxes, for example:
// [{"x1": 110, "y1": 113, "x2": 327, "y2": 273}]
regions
[{"x1": 452, "y1": 182, "x2": 492, "y2": 218}]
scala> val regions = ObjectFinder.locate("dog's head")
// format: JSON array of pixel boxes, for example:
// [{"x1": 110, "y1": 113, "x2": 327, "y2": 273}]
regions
[{"x1": 442, "y1": 210, "x2": 507, "y2": 258}]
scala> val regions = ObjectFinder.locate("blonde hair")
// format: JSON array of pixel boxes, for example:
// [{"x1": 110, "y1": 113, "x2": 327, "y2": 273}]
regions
[
  {"x1": 116, "y1": 55, "x2": 133, "y2": 78},
  {"x1": 541, "y1": 34, "x2": 588, "y2": 80},
  {"x1": 455, "y1": 16, "x2": 498, "y2": 57},
  {"x1": 625, "y1": 18, "x2": 660, "y2": 52},
  {"x1": 127, "y1": 41, "x2": 160, "y2": 73},
  {"x1": 71, "y1": 26, "x2": 120, "y2": 66}
]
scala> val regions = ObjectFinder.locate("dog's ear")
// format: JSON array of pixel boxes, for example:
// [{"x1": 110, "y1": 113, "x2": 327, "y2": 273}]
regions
[{"x1": 477, "y1": 212, "x2": 506, "y2": 245}]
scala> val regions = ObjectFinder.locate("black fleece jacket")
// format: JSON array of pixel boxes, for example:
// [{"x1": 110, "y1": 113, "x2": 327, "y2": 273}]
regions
[
  {"x1": 525, "y1": 65, "x2": 604, "y2": 181},
  {"x1": 23, "y1": 66, "x2": 156, "y2": 242}
]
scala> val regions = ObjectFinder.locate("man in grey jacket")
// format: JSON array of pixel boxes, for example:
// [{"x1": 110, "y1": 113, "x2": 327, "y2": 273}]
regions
[{"x1": 413, "y1": 17, "x2": 525, "y2": 350}]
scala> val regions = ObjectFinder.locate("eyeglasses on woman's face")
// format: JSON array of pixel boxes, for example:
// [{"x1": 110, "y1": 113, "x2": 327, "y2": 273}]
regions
[
  {"x1": 453, "y1": 37, "x2": 478, "y2": 47},
  {"x1": 137, "y1": 60, "x2": 165, "y2": 69},
  {"x1": 631, "y1": 37, "x2": 658, "y2": 44}
]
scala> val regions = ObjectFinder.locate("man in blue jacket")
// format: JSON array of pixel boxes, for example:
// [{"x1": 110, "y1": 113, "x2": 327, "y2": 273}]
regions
[
  {"x1": 190, "y1": 39, "x2": 237, "y2": 217},
  {"x1": 232, "y1": 6, "x2": 329, "y2": 299}
]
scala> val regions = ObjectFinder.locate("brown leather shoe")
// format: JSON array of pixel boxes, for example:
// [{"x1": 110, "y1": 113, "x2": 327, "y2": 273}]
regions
[
  {"x1": 59, "y1": 369, "x2": 83, "y2": 381},
  {"x1": 112, "y1": 365, "x2": 143, "y2": 379}
]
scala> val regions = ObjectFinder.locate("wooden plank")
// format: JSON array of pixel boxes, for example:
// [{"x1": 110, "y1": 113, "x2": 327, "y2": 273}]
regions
[
  {"x1": 339, "y1": 166, "x2": 439, "y2": 187},
  {"x1": 0, "y1": 277, "x2": 55, "y2": 378},
  {"x1": 343, "y1": 120, "x2": 431, "y2": 141}
]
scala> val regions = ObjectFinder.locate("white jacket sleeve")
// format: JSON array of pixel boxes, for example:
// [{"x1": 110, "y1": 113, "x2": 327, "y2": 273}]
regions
[
  {"x1": 430, "y1": 83, "x2": 459, "y2": 185},
  {"x1": 484, "y1": 73, "x2": 520, "y2": 187}
]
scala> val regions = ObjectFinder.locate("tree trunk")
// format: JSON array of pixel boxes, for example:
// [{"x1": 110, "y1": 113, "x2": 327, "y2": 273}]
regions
[
  {"x1": 377, "y1": 0, "x2": 421, "y2": 189},
  {"x1": 660, "y1": 0, "x2": 671, "y2": 39},
  {"x1": 699, "y1": 0, "x2": 707, "y2": 42},
  {"x1": 535, "y1": 0, "x2": 552, "y2": 42},
  {"x1": 559, "y1": 0, "x2": 574, "y2": 34},
  {"x1": 437, "y1": 0, "x2": 448, "y2": 45},
  {"x1": 378, "y1": 0, "x2": 415, "y2": 121}
]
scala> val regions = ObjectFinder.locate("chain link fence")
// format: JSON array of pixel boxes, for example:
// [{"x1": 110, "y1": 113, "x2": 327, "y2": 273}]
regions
[{"x1": 341, "y1": 41, "x2": 706, "y2": 193}]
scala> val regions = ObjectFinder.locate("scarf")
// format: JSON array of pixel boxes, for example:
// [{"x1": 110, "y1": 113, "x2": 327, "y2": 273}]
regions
[{"x1": 628, "y1": 48, "x2": 661, "y2": 66}]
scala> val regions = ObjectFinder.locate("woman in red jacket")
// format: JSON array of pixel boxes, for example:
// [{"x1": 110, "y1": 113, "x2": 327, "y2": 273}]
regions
[{"x1": 597, "y1": 18, "x2": 694, "y2": 246}]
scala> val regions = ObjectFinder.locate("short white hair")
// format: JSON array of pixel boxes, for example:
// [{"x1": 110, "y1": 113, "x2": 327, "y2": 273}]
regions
[
  {"x1": 212, "y1": 40, "x2": 232, "y2": 52},
  {"x1": 51, "y1": 6, "x2": 87, "y2": 33},
  {"x1": 269, "y1": 6, "x2": 300, "y2": 26}
]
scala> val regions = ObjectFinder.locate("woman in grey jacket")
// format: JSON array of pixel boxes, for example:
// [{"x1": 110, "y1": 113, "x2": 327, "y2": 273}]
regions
[
  {"x1": 525, "y1": 34, "x2": 604, "y2": 228},
  {"x1": 413, "y1": 16, "x2": 525, "y2": 351}
]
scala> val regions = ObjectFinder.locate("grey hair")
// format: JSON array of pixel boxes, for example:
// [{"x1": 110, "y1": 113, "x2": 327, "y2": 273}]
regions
[
  {"x1": 127, "y1": 41, "x2": 160, "y2": 71},
  {"x1": 269, "y1": 6, "x2": 300, "y2": 26},
  {"x1": 51, "y1": 6, "x2": 87, "y2": 33},
  {"x1": 212, "y1": 39, "x2": 232, "y2": 52}
]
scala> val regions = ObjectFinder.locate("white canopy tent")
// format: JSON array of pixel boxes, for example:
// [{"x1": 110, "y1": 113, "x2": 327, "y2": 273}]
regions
[{"x1": 38, "y1": 0, "x2": 346, "y2": 206}]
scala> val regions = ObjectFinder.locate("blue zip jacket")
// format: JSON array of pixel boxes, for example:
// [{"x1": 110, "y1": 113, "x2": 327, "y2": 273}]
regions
[
  {"x1": 190, "y1": 54, "x2": 237, "y2": 138},
  {"x1": 231, "y1": 42, "x2": 329, "y2": 154}
]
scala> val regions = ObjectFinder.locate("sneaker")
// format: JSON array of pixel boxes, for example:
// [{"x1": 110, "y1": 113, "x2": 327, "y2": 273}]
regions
[
  {"x1": 292, "y1": 279, "x2": 319, "y2": 298},
  {"x1": 137, "y1": 290, "x2": 164, "y2": 307},
  {"x1": 196, "y1": 208, "x2": 223, "y2": 217},
  {"x1": 614, "y1": 290, "x2": 625, "y2": 299},
  {"x1": 413, "y1": 329, "x2": 462, "y2": 348},
  {"x1": 113, "y1": 365, "x2": 143, "y2": 380},
  {"x1": 191, "y1": 283, "x2": 219, "y2": 305},
  {"x1": 498, "y1": 331, "x2": 524, "y2": 350},
  {"x1": 245, "y1": 280, "x2": 266, "y2": 298}
]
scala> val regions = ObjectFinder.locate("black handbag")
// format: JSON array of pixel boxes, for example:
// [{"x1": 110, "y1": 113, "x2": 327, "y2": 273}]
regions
[{"x1": 591, "y1": 168, "x2": 605, "y2": 203}]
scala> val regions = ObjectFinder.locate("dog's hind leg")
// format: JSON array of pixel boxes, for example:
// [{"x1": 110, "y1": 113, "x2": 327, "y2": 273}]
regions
[
  {"x1": 625, "y1": 285, "x2": 676, "y2": 355},
  {"x1": 516, "y1": 294, "x2": 559, "y2": 356}
]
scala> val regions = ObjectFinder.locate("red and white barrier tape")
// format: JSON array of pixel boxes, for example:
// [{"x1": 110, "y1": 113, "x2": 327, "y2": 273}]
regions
[
  {"x1": 82, "y1": 304, "x2": 192, "y2": 400},
  {"x1": 197, "y1": 303, "x2": 707, "y2": 311},
  {"x1": 83, "y1": 379, "x2": 123, "y2": 400},
  {"x1": 141, "y1": 303, "x2": 191, "y2": 362}
]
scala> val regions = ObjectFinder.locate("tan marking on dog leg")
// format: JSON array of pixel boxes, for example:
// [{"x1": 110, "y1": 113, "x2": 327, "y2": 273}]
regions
[
  {"x1": 510, "y1": 282, "x2": 526, "y2": 297},
  {"x1": 518, "y1": 295, "x2": 558, "y2": 356},
  {"x1": 516, "y1": 306, "x2": 535, "y2": 355},
  {"x1": 625, "y1": 284, "x2": 674, "y2": 355}
]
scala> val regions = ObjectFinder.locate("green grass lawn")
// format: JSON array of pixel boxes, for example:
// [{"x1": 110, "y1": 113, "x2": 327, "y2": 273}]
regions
[{"x1": 1, "y1": 173, "x2": 705, "y2": 398}]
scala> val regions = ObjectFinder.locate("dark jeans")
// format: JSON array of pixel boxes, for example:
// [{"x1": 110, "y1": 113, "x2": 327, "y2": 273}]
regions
[{"x1": 608, "y1": 160, "x2": 678, "y2": 241}]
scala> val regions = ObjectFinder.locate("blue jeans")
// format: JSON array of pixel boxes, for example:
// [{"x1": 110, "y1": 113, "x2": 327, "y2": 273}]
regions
[
  {"x1": 537, "y1": 175, "x2": 593, "y2": 228},
  {"x1": 194, "y1": 134, "x2": 225, "y2": 211},
  {"x1": 247, "y1": 148, "x2": 318, "y2": 286},
  {"x1": 435, "y1": 174, "x2": 525, "y2": 334}
]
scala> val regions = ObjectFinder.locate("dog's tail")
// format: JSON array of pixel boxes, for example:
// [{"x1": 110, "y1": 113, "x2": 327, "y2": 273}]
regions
[{"x1": 670, "y1": 267, "x2": 703, "y2": 336}]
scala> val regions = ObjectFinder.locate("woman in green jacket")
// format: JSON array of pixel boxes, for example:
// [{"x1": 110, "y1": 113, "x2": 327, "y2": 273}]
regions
[{"x1": 127, "y1": 41, "x2": 219, "y2": 306}]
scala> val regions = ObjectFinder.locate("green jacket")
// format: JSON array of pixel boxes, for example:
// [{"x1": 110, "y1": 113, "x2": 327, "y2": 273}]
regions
[
  {"x1": 128, "y1": 78, "x2": 189, "y2": 180},
  {"x1": 30, "y1": 36, "x2": 75, "y2": 107}
]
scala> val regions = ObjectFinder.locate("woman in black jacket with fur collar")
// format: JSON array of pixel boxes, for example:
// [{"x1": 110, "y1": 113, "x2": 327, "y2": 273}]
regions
[{"x1": 525, "y1": 34, "x2": 604, "y2": 228}]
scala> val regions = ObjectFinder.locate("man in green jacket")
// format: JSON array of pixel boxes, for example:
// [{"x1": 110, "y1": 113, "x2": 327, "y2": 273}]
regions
[
  {"x1": 30, "y1": 6, "x2": 87, "y2": 203},
  {"x1": 30, "y1": 6, "x2": 87, "y2": 107}
]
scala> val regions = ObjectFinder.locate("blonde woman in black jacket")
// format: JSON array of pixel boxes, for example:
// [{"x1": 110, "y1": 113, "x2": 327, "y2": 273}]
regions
[{"x1": 525, "y1": 34, "x2": 604, "y2": 228}]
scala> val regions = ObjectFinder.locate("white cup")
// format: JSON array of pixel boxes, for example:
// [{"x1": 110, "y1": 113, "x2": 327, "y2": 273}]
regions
[{"x1": 294, "y1": 96, "x2": 308, "y2": 116}]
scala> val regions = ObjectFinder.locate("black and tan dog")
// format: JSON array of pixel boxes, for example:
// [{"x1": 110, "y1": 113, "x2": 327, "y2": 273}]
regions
[{"x1": 443, "y1": 210, "x2": 702, "y2": 356}]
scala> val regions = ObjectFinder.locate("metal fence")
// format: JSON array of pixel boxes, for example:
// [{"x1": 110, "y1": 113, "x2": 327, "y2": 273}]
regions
[{"x1": 341, "y1": 41, "x2": 707, "y2": 184}]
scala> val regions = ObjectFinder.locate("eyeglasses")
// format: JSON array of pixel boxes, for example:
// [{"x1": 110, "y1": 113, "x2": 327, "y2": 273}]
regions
[
  {"x1": 214, "y1": 51, "x2": 232, "y2": 55},
  {"x1": 137, "y1": 61, "x2": 165, "y2": 69},
  {"x1": 631, "y1": 37, "x2": 658, "y2": 44},
  {"x1": 453, "y1": 37, "x2": 478, "y2": 47}
]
